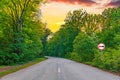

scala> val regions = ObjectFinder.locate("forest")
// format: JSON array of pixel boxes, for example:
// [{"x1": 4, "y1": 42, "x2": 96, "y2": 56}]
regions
[
  {"x1": 0, "y1": 0, "x2": 51, "y2": 65},
  {"x1": 47, "y1": 8, "x2": 120, "y2": 72},
  {"x1": 0, "y1": 0, "x2": 120, "y2": 72}
]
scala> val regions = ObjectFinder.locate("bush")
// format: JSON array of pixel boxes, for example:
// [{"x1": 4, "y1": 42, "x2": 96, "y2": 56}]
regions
[
  {"x1": 73, "y1": 32, "x2": 97, "y2": 62},
  {"x1": 93, "y1": 48, "x2": 120, "y2": 72},
  {"x1": 0, "y1": 50, "x2": 20, "y2": 65},
  {"x1": 0, "y1": 41, "x2": 43, "y2": 65},
  {"x1": 69, "y1": 52, "x2": 82, "y2": 62},
  {"x1": 19, "y1": 42, "x2": 43, "y2": 63}
]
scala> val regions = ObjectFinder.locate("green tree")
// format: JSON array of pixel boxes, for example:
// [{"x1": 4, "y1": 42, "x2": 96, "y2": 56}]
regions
[
  {"x1": 47, "y1": 26, "x2": 79, "y2": 57},
  {"x1": 41, "y1": 26, "x2": 52, "y2": 56},
  {"x1": 73, "y1": 32, "x2": 96, "y2": 62},
  {"x1": 1, "y1": 0, "x2": 45, "y2": 54},
  {"x1": 0, "y1": 0, "x2": 47, "y2": 65},
  {"x1": 99, "y1": 7, "x2": 120, "y2": 48}
]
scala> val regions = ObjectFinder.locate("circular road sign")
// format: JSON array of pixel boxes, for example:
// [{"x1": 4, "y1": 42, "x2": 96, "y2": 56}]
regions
[{"x1": 98, "y1": 43, "x2": 105, "y2": 50}]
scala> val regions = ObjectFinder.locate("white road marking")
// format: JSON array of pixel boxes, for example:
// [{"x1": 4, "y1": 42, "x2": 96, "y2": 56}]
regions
[{"x1": 58, "y1": 67, "x2": 61, "y2": 73}]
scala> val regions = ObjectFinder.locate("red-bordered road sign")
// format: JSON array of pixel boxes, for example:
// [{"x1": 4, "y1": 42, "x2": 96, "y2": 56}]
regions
[{"x1": 98, "y1": 43, "x2": 105, "y2": 50}]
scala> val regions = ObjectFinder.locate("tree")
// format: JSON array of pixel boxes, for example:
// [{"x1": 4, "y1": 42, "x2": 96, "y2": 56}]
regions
[
  {"x1": 99, "y1": 7, "x2": 120, "y2": 48},
  {"x1": 1, "y1": 0, "x2": 44, "y2": 54},
  {"x1": 64, "y1": 9, "x2": 87, "y2": 29},
  {"x1": 73, "y1": 32, "x2": 96, "y2": 62},
  {"x1": 41, "y1": 26, "x2": 52, "y2": 56},
  {"x1": 0, "y1": 0, "x2": 47, "y2": 65},
  {"x1": 47, "y1": 25, "x2": 79, "y2": 57}
]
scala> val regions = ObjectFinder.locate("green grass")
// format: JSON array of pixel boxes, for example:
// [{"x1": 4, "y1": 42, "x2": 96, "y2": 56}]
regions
[
  {"x1": 0, "y1": 58, "x2": 47, "y2": 77},
  {"x1": 0, "y1": 66, "x2": 6, "y2": 68}
]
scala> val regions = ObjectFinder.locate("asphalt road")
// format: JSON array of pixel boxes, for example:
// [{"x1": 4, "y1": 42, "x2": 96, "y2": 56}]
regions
[{"x1": 0, "y1": 57, "x2": 120, "y2": 80}]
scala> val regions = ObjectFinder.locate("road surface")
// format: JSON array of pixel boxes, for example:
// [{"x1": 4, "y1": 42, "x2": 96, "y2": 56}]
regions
[{"x1": 0, "y1": 57, "x2": 120, "y2": 80}]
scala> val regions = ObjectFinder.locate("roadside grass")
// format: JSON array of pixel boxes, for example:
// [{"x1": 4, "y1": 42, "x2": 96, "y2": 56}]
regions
[
  {"x1": 0, "y1": 66, "x2": 6, "y2": 68},
  {"x1": 0, "y1": 58, "x2": 47, "y2": 77}
]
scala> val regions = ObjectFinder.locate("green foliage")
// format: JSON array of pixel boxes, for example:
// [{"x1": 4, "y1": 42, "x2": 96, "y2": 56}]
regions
[
  {"x1": 41, "y1": 28, "x2": 52, "y2": 56},
  {"x1": 67, "y1": 52, "x2": 82, "y2": 62},
  {"x1": 112, "y1": 34, "x2": 120, "y2": 48},
  {"x1": 0, "y1": 0, "x2": 120, "y2": 73},
  {"x1": 64, "y1": 9, "x2": 87, "y2": 29},
  {"x1": 99, "y1": 8, "x2": 120, "y2": 48},
  {"x1": 0, "y1": 50, "x2": 19, "y2": 65},
  {"x1": 93, "y1": 48, "x2": 120, "y2": 72},
  {"x1": 0, "y1": 0, "x2": 49, "y2": 65},
  {"x1": 47, "y1": 7, "x2": 120, "y2": 72},
  {"x1": 73, "y1": 32, "x2": 96, "y2": 62},
  {"x1": 18, "y1": 42, "x2": 43, "y2": 63},
  {"x1": 47, "y1": 26, "x2": 79, "y2": 57}
]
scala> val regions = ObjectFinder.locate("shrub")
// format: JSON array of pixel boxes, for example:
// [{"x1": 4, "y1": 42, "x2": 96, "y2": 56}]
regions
[
  {"x1": 73, "y1": 33, "x2": 97, "y2": 62},
  {"x1": 93, "y1": 48, "x2": 120, "y2": 72},
  {"x1": 0, "y1": 50, "x2": 20, "y2": 65}
]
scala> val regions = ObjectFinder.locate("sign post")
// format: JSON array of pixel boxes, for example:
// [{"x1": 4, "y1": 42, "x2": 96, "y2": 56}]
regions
[{"x1": 98, "y1": 43, "x2": 105, "y2": 62}]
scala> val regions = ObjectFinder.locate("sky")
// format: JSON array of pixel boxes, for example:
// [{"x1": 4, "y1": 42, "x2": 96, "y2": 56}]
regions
[{"x1": 40, "y1": 0, "x2": 120, "y2": 32}]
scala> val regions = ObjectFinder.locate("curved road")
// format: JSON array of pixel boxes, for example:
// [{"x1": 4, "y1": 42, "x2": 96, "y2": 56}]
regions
[{"x1": 0, "y1": 57, "x2": 120, "y2": 80}]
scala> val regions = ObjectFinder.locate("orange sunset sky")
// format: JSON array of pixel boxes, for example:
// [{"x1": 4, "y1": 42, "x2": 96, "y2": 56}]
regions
[{"x1": 40, "y1": 0, "x2": 120, "y2": 32}]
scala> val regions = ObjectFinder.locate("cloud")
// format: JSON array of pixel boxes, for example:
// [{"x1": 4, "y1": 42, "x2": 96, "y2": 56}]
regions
[
  {"x1": 107, "y1": 0, "x2": 120, "y2": 7},
  {"x1": 49, "y1": 0, "x2": 98, "y2": 6}
]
